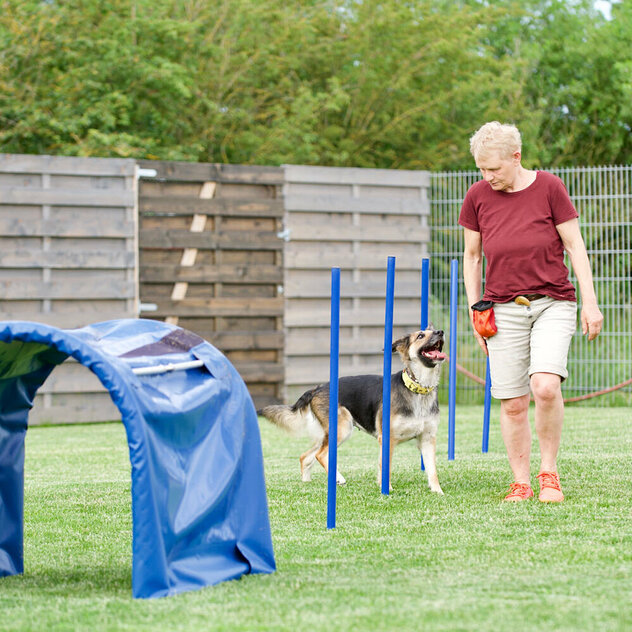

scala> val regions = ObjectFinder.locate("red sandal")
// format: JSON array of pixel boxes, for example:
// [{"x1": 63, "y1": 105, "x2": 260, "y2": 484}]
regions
[
  {"x1": 537, "y1": 471, "x2": 564, "y2": 503},
  {"x1": 503, "y1": 482, "x2": 534, "y2": 502}
]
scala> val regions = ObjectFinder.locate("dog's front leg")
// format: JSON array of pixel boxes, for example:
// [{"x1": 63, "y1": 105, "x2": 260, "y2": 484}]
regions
[{"x1": 418, "y1": 434, "x2": 444, "y2": 494}]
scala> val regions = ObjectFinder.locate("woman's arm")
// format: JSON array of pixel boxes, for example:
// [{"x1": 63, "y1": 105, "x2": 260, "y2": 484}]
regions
[
  {"x1": 462, "y1": 227, "x2": 488, "y2": 354},
  {"x1": 556, "y1": 218, "x2": 604, "y2": 341}
]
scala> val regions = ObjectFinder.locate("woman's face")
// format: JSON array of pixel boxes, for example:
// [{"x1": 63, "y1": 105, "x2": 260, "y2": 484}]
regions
[{"x1": 475, "y1": 150, "x2": 521, "y2": 192}]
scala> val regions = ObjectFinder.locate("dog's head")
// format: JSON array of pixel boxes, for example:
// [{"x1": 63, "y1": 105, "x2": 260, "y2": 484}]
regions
[{"x1": 392, "y1": 328, "x2": 446, "y2": 368}]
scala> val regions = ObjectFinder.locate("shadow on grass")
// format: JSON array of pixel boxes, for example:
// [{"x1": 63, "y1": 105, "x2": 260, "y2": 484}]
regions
[{"x1": 1, "y1": 561, "x2": 132, "y2": 598}]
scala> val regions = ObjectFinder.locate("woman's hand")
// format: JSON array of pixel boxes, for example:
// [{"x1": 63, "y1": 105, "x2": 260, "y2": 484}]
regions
[
  {"x1": 474, "y1": 330, "x2": 489, "y2": 355},
  {"x1": 581, "y1": 304, "x2": 603, "y2": 341},
  {"x1": 469, "y1": 309, "x2": 489, "y2": 355}
]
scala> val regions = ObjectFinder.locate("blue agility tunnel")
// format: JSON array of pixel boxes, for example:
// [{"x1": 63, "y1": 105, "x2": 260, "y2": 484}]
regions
[{"x1": 0, "y1": 319, "x2": 275, "y2": 598}]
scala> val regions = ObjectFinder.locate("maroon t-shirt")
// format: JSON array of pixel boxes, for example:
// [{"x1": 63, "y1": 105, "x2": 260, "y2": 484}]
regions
[{"x1": 459, "y1": 171, "x2": 578, "y2": 303}]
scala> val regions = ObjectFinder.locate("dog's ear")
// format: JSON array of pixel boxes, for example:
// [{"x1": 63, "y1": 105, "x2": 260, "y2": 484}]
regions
[{"x1": 391, "y1": 334, "x2": 410, "y2": 357}]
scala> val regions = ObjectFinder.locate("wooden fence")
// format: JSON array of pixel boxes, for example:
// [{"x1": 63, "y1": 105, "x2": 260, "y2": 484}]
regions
[
  {"x1": 137, "y1": 160, "x2": 285, "y2": 408},
  {"x1": 0, "y1": 154, "x2": 138, "y2": 424},
  {"x1": 0, "y1": 155, "x2": 432, "y2": 420},
  {"x1": 283, "y1": 165, "x2": 431, "y2": 402}
]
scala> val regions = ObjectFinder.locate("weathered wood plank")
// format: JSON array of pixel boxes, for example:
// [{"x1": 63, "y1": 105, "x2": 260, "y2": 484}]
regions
[
  {"x1": 286, "y1": 363, "x2": 385, "y2": 387},
  {"x1": 0, "y1": 249, "x2": 135, "y2": 269},
  {"x1": 29, "y1": 399, "x2": 121, "y2": 425},
  {"x1": 284, "y1": 279, "x2": 423, "y2": 299},
  {"x1": 37, "y1": 364, "x2": 109, "y2": 394},
  {"x1": 0, "y1": 154, "x2": 136, "y2": 177},
  {"x1": 232, "y1": 362, "x2": 284, "y2": 382},
  {"x1": 0, "y1": 279, "x2": 136, "y2": 300},
  {"x1": 140, "y1": 197, "x2": 284, "y2": 217},
  {"x1": 284, "y1": 164, "x2": 431, "y2": 187},
  {"x1": 1, "y1": 311, "x2": 137, "y2": 328},
  {"x1": 287, "y1": 222, "x2": 430, "y2": 243},
  {"x1": 0, "y1": 311, "x2": 137, "y2": 329},
  {"x1": 249, "y1": 393, "x2": 280, "y2": 408},
  {"x1": 148, "y1": 297, "x2": 283, "y2": 317},
  {"x1": 0, "y1": 216, "x2": 135, "y2": 238},
  {"x1": 139, "y1": 229, "x2": 282, "y2": 250},
  {"x1": 284, "y1": 194, "x2": 429, "y2": 215},
  {"x1": 200, "y1": 330, "x2": 284, "y2": 350},
  {"x1": 284, "y1": 250, "x2": 427, "y2": 270},
  {"x1": 286, "y1": 334, "x2": 399, "y2": 357},
  {"x1": 140, "y1": 263, "x2": 282, "y2": 284},
  {"x1": 138, "y1": 160, "x2": 284, "y2": 185},
  {"x1": 216, "y1": 164, "x2": 284, "y2": 185},
  {"x1": 0, "y1": 186, "x2": 135, "y2": 207},
  {"x1": 285, "y1": 307, "x2": 421, "y2": 327}
]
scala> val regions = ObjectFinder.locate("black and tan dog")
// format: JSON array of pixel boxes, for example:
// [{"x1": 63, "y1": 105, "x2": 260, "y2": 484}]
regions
[{"x1": 258, "y1": 328, "x2": 446, "y2": 494}]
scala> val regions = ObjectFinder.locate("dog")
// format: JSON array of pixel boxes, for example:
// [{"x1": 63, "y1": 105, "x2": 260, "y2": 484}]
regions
[{"x1": 258, "y1": 328, "x2": 446, "y2": 494}]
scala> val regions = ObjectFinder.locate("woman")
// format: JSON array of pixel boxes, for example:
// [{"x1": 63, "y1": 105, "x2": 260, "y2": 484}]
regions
[{"x1": 459, "y1": 121, "x2": 603, "y2": 502}]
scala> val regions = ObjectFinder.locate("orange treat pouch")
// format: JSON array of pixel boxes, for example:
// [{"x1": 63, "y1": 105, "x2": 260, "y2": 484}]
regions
[{"x1": 471, "y1": 300, "x2": 497, "y2": 338}]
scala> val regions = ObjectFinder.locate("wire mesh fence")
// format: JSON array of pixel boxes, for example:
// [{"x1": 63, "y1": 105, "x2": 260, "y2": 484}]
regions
[{"x1": 429, "y1": 166, "x2": 632, "y2": 406}]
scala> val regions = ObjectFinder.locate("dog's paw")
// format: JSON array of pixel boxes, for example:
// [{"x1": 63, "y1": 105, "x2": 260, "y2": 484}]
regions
[
  {"x1": 429, "y1": 485, "x2": 444, "y2": 495},
  {"x1": 336, "y1": 472, "x2": 347, "y2": 486}
]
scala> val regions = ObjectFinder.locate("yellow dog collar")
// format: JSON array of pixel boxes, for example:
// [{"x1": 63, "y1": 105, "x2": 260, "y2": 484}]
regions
[{"x1": 402, "y1": 370, "x2": 436, "y2": 395}]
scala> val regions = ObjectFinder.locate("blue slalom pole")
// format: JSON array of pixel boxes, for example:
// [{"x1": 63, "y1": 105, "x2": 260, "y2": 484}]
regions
[
  {"x1": 482, "y1": 356, "x2": 492, "y2": 453},
  {"x1": 421, "y1": 257, "x2": 430, "y2": 330},
  {"x1": 420, "y1": 257, "x2": 429, "y2": 471},
  {"x1": 448, "y1": 259, "x2": 458, "y2": 461},
  {"x1": 327, "y1": 267, "x2": 340, "y2": 529},
  {"x1": 381, "y1": 256, "x2": 395, "y2": 495}
]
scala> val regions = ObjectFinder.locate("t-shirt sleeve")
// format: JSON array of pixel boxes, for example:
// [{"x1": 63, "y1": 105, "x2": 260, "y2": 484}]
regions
[
  {"x1": 549, "y1": 175, "x2": 579, "y2": 224},
  {"x1": 458, "y1": 188, "x2": 480, "y2": 231}
]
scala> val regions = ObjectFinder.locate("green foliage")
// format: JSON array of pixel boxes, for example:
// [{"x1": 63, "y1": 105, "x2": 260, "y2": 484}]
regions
[
  {"x1": 492, "y1": 0, "x2": 632, "y2": 167},
  {"x1": 0, "y1": 0, "x2": 200, "y2": 158},
  {"x1": 0, "y1": 0, "x2": 630, "y2": 168}
]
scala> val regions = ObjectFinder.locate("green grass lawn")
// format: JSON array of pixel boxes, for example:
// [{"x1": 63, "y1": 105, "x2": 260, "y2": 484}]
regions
[{"x1": 1, "y1": 405, "x2": 630, "y2": 631}]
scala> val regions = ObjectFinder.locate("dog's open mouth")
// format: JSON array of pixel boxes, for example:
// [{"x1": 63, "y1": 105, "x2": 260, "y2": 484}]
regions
[{"x1": 422, "y1": 341, "x2": 447, "y2": 362}]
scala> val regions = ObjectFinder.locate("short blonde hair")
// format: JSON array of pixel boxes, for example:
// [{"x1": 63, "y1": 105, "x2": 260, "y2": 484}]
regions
[{"x1": 469, "y1": 121, "x2": 521, "y2": 161}]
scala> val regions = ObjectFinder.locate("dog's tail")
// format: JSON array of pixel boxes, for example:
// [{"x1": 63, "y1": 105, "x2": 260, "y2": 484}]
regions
[{"x1": 257, "y1": 387, "x2": 318, "y2": 436}]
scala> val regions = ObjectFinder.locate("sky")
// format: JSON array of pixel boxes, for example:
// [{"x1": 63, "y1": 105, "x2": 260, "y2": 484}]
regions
[{"x1": 593, "y1": 0, "x2": 615, "y2": 20}]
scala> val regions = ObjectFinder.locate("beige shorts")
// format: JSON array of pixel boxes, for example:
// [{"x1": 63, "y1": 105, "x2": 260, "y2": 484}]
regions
[{"x1": 485, "y1": 297, "x2": 577, "y2": 400}]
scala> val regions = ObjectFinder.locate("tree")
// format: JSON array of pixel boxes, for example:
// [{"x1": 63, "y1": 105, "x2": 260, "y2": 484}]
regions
[
  {"x1": 0, "y1": 0, "x2": 630, "y2": 169},
  {"x1": 0, "y1": 0, "x2": 201, "y2": 159},
  {"x1": 473, "y1": 0, "x2": 631, "y2": 167}
]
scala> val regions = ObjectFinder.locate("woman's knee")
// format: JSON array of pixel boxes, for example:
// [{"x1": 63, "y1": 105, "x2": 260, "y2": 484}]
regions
[
  {"x1": 501, "y1": 394, "x2": 530, "y2": 418},
  {"x1": 530, "y1": 373, "x2": 562, "y2": 403}
]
